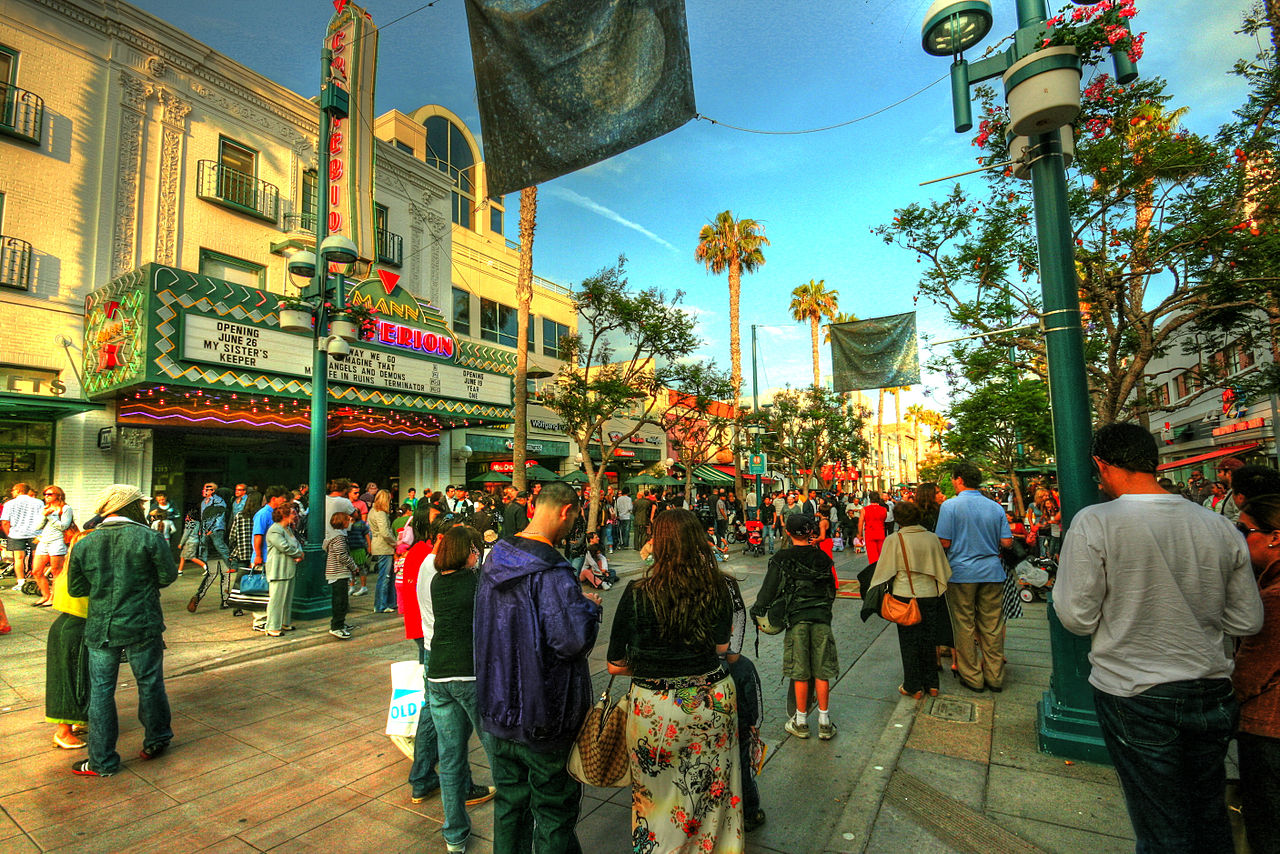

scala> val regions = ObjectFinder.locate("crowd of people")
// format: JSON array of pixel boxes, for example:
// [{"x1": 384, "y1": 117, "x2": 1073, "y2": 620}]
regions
[{"x1": 5, "y1": 431, "x2": 1280, "y2": 852}]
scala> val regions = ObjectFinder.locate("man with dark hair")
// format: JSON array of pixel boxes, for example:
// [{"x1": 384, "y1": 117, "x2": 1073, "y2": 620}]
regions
[
  {"x1": 1055, "y1": 422, "x2": 1263, "y2": 852},
  {"x1": 501, "y1": 491, "x2": 529, "y2": 539},
  {"x1": 1213, "y1": 456, "x2": 1245, "y2": 522},
  {"x1": 614, "y1": 486, "x2": 633, "y2": 549},
  {"x1": 935, "y1": 461, "x2": 1013, "y2": 693},
  {"x1": 633, "y1": 488, "x2": 654, "y2": 550},
  {"x1": 475, "y1": 481, "x2": 601, "y2": 852},
  {"x1": 1232, "y1": 464, "x2": 1280, "y2": 510}
]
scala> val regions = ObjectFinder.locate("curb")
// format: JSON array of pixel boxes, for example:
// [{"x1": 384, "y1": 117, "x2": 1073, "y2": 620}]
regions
[
  {"x1": 167, "y1": 616, "x2": 403, "y2": 679},
  {"x1": 823, "y1": 694, "x2": 920, "y2": 854}
]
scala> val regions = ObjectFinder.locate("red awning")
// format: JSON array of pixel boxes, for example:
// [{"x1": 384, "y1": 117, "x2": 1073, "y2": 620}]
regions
[
  {"x1": 711, "y1": 464, "x2": 776, "y2": 483},
  {"x1": 1156, "y1": 442, "x2": 1260, "y2": 472}
]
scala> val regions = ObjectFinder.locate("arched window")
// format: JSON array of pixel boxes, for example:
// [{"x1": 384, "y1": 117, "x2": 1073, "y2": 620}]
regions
[{"x1": 423, "y1": 115, "x2": 476, "y2": 230}]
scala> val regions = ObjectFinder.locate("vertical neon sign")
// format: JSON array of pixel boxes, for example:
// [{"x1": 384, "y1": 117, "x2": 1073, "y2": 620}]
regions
[{"x1": 325, "y1": 1, "x2": 378, "y2": 264}]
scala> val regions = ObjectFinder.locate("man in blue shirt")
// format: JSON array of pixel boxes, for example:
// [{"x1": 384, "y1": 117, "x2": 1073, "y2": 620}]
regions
[
  {"x1": 251, "y1": 486, "x2": 290, "y2": 632},
  {"x1": 935, "y1": 462, "x2": 1013, "y2": 693},
  {"x1": 232, "y1": 483, "x2": 249, "y2": 516}
]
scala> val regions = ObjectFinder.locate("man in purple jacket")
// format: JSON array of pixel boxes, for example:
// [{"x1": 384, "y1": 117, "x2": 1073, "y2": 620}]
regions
[{"x1": 474, "y1": 481, "x2": 602, "y2": 853}]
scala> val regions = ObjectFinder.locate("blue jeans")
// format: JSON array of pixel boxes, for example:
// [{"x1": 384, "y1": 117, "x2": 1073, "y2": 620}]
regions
[
  {"x1": 373, "y1": 554, "x2": 396, "y2": 611},
  {"x1": 87, "y1": 637, "x2": 172, "y2": 774},
  {"x1": 408, "y1": 645, "x2": 450, "y2": 796},
  {"x1": 1093, "y1": 679, "x2": 1237, "y2": 854},
  {"x1": 429, "y1": 680, "x2": 487, "y2": 848},
  {"x1": 481, "y1": 733, "x2": 583, "y2": 854},
  {"x1": 762, "y1": 522, "x2": 775, "y2": 553},
  {"x1": 617, "y1": 519, "x2": 632, "y2": 549},
  {"x1": 602, "y1": 525, "x2": 613, "y2": 549}
]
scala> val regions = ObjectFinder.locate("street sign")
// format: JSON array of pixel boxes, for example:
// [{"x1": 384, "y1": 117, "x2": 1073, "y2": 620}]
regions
[{"x1": 748, "y1": 452, "x2": 766, "y2": 475}]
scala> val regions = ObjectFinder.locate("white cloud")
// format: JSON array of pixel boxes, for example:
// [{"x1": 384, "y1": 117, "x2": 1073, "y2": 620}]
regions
[{"x1": 546, "y1": 187, "x2": 680, "y2": 253}]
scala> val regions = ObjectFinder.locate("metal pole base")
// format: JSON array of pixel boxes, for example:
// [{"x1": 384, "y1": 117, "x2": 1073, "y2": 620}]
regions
[
  {"x1": 1037, "y1": 690, "x2": 1111, "y2": 765},
  {"x1": 290, "y1": 544, "x2": 333, "y2": 622}
]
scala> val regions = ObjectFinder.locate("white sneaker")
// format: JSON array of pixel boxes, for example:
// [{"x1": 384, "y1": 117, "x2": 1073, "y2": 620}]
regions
[
  {"x1": 351, "y1": 586, "x2": 368, "y2": 597},
  {"x1": 329, "y1": 628, "x2": 351, "y2": 640},
  {"x1": 601, "y1": 582, "x2": 612, "y2": 590}
]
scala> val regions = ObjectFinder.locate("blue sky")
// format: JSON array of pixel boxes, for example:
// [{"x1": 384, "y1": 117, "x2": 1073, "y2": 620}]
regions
[{"x1": 131, "y1": 0, "x2": 1259, "y2": 413}]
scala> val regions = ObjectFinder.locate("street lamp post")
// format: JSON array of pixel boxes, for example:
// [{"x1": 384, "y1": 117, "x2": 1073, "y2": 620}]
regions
[
  {"x1": 751, "y1": 325, "x2": 763, "y2": 520},
  {"x1": 286, "y1": 45, "x2": 361, "y2": 620},
  {"x1": 922, "y1": 0, "x2": 1134, "y2": 762}
]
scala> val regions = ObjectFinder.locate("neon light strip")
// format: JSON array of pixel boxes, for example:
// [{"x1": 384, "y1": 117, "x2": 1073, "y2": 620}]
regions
[{"x1": 119, "y1": 406, "x2": 441, "y2": 440}]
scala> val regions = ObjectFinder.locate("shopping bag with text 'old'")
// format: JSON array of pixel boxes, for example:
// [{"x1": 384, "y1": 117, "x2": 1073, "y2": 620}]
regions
[{"x1": 385, "y1": 660, "x2": 425, "y2": 737}]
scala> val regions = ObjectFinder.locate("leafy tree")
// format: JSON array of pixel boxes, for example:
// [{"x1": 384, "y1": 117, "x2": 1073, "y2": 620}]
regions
[
  {"x1": 751, "y1": 387, "x2": 869, "y2": 491},
  {"x1": 539, "y1": 257, "x2": 704, "y2": 531},
  {"x1": 660, "y1": 362, "x2": 738, "y2": 500},
  {"x1": 695, "y1": 211, "x2": 769, "y2": 500},
  {"x1": 789, "y1": 279, "x2": 839, "y2": 387},
  {"x1": 874, "y1": 62, "x2": 1226, "y2": 425}
]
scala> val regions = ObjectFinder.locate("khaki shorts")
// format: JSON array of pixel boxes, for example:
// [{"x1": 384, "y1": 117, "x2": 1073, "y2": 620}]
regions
[{"x1": 783, "y1": 621, "x2": 839, "y2": 681}]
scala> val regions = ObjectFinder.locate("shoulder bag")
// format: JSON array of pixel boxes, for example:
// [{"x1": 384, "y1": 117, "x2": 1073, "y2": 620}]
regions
[
  {"x1": 567, "y1": 675, "x2": 631, "y2": 787},
  {"x1": 880, "y1": 534, "x2": 922, "y2": 626}
]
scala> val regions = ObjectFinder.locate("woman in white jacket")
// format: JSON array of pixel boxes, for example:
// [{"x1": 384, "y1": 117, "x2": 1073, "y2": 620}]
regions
[{"x1": 866, "y1": 500, "x2": 951, "y2": 699}]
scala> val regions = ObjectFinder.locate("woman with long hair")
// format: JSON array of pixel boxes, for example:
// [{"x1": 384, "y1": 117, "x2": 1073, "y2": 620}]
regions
[
  {"x1": 32, "y1": 485, "x2": 75, "y2": 607},
  {"x1": 1233, "y1": 495, "x2": 1280, "y2": 854},
  {"x1": 915, "y1": 482, "x2": 944, "y2": 533},
  {"x1": 607, "y1": 508, "x2": 742, "y2": 853},
  {"x1": 369, "y1": 489, "x2": 397, "y2": 613},
  {"x1": 859, "y1": 491, "x2": 889, "y2": 564}
]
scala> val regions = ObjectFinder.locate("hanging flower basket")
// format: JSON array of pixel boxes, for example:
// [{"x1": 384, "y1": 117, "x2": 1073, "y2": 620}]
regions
[
  {"x1": 329, "y1": 313, "x2": 360, "y2": 342},
  {"x1": 278, "y1": 303, "x2": 313, "y2": 333},
  {"x1": 1006, "y1": 125, "x2": 1075, "y2": 181},
  {"x1": 1002, "y1": 45, "x2": 1081, "y2": 137}
]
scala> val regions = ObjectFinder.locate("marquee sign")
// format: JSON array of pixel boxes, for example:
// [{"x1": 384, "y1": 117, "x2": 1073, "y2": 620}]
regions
[
  {"x1": 347, "y1": 275, "x2": 457, "y2": 361},
  {"x1": 325, "y1": 1, "x2": 378, "y2": 264}
]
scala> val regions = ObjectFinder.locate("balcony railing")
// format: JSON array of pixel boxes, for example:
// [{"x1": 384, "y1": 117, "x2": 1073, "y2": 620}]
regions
[
  {"x1": 196, "y1": 160, "x2": 279, "y2": 223},
  {"x1": 0, "y1": 83, "x2": 43, "y2": 146},
  {"x1": 376, "y1": 227, "x2": 403, "y2": 267},
  {"x1": 283, "y1": 211, "x2": 317, "y2": 233},
  {"x1": 0, "y1": 236, "x2": 33, "y2": 290}
]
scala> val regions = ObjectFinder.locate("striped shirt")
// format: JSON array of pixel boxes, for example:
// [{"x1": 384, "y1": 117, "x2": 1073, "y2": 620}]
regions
[{"x1": 324, "y1": 534, "x2": 358, "y2": 582}]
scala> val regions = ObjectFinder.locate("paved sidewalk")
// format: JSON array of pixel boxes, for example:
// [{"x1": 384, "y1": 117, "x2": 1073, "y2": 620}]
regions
[{"x1": 0, "y1": 545, "x2": 1140, "y2": 853}]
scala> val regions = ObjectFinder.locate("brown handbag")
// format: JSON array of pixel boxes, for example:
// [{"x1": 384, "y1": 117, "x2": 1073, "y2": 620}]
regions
[
  {"x1": 566, "y1": 676, "x2": 631, "y2": 788},
  {"x1": 880, "y1": 534, "x2": 922, "y2": 626}
]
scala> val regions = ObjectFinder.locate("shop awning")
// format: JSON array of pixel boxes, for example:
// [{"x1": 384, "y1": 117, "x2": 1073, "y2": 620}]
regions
[
  {"x1": 0, "y1": 392, "x2": 104, "y2": 421},
  {"x1": 692, "y1": 464, "x2": 734, "y2": 484},
  {"x1": 710, "y1": 464, "x2": 776, "y2": 483},
  {"x1": 1156, "y1": 442, "x2": 1260, "y2": 472}
]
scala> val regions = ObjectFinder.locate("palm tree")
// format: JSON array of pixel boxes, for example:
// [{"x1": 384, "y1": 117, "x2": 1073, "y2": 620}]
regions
[
  {"x1": 512, "y1": 186, "x2": 538, "y2": 493},
  {"x1": 696, "y1": 211, "x2": 769, "y2": 501},
  {"x1": 822, "y1": 311, "x2": 858, "y2": 345},
  {"x1": 905, "y1": 403, "x2": 926, "y2": 480},
  {"x1": 789, "y1": 279, "x2": 839, "y2": 388}
]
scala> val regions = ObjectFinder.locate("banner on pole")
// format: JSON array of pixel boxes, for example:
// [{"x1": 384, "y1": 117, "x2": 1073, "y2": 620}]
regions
[
  {"x1": 829, "y1": 312, "x2": 921, "y2": 392},
  {"x1": 464, "y1": 0, "x2": 696, "y2": 198}
]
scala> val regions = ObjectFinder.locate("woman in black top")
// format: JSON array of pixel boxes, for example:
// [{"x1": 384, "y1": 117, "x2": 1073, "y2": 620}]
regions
[{"x1": 607, "y1": 509, "x2": 743, "y2": 853}]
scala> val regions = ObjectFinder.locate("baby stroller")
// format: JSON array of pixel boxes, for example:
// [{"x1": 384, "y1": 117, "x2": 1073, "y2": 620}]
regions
[
  {"x1": 744, "y1": 521, "x2": 766, "y2": 556},
  {"x1": 726, "y1": 519, "x2": 749, "y2": 545},
  {"x1": 1013, "y1": 556, "x2": 1057, "y2": 602}
]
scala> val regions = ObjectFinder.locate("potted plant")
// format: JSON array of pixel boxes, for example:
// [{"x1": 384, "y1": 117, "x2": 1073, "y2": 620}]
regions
[
  {"x1": 1002, "y1": 0, "x2": 1144, "y2": 137},
  {"x1": 277, "y1": 297, "x2": 313, "y2": 333},
  {"x1": 329, "y1": 302, "x2": 378, "y2": 342}
]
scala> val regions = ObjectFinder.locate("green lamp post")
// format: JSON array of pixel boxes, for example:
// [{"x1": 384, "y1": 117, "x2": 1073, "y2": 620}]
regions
[
  {"x1": 921, "y1": 0, "x2": 1137, "y2": 763},
  {"x1": 284, "y1": 44, "x2": 362, "y2": 621}
]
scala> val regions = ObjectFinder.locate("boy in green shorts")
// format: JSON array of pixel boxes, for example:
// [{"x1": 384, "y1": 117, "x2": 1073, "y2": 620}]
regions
[{"x1": 750, "y1": 513, "x2": 839, "y2": 740}]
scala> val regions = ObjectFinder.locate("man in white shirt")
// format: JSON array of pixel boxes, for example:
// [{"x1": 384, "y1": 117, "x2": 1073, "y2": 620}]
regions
[
  {"x1": 2, "y1": 482, "x2": 45, "y2": 587},
  {"x1": 325, "y1": 479, "x2": 356, "y2": 542},
  {"x1": 614, "y1": 488, "x2": 633, "y2": 550},
  {"x1": 1054, "y1": 423, "x2": 1263, "y2": 853}
]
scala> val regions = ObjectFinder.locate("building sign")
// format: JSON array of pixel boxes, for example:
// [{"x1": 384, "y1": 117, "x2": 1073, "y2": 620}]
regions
[
  {"x1": 182, "y1": 315, "x2": 510, "y2": 406},
  {"x1": 530, "y1": 418, "x2": 563, "y2": 432},
  {"x1": 492, "y1": 460, "x2": 538, "y2": 472},
  {"x1": 613, "y1": 448, "x2": 635, "y2": 457},
  {"x1": 347, "y1": 275, "x2": 457, "y2": 360},
  {"x1": 1213, "y1": 417, "x2": 1266, "y2": 437},
  {"x1": 505, "y1": 439, "x2": 543, "y2": 452},
  {"x1": 326, "y1": 1, "x2": 378, "y2": 264},
  {"x1": 0, "y1": 366, "x2": 66, "y2": 396}
]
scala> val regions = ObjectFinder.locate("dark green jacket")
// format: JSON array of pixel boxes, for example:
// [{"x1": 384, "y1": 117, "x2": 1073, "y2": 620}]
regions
[
  {"x1": 750, "y1": 545, "x2": 837, "y2": 626},
  {"x1": 67, "y1": 518, "x2": 178, "y2": 648}
]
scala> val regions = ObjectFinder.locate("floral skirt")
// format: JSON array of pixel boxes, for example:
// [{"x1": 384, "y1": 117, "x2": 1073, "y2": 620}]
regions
[{"x1": 627, "y1": 673, "x2": 743, "y2": 854}]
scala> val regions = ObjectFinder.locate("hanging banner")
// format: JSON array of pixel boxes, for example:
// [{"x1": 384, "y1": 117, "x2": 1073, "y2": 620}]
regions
[
  {"x1": 326, "y1": 0, "x2": 378, "y2": 264},
  {"x1": 829, "y1": 312, "x2": 922, "y2": 392},
  {"x1": 464, "y1": 0, "x2": 696, "y2": 197}
]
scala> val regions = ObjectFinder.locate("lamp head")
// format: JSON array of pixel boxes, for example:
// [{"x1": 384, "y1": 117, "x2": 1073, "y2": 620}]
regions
[
  {"x1": 922, "y1": 0, "x2": 993, "y2": 56},
  {"x1": 287, "y1": 249, "x2": 317, "y2": 279},
  {"x1": 318, "y1": 233, "x2": 360, "y2": 265}
]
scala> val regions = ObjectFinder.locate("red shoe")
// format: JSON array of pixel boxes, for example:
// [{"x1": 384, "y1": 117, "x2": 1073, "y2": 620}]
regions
[{"x1": 71, "y1": 760, "x2": 112, "y2": 777}]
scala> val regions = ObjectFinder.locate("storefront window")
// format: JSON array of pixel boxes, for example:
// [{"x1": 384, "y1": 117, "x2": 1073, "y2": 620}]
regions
[
  {"x1": 0, "y1": 419, "x2": 53, "y2": 487},
  {"x1": 542, "y1": 318, "x2": 569, "y2": 358}
]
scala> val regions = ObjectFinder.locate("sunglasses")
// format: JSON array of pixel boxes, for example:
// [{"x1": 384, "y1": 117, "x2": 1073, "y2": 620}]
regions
[
  {"x1": 1237, "y1": 522, "x2": 1271, "y2": 537},
  {"x1": 43, "y1": 491, "x2": 57, "y2": 497}
]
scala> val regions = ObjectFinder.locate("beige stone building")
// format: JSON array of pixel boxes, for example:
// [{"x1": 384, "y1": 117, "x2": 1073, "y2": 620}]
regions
[{"x1": 0, "y1": 0, "x2": 579, "y2": 510}]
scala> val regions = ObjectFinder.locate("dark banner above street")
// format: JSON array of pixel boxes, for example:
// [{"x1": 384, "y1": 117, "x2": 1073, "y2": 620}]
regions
[
  {"x1": 829, "y1": 312, "x2": 921, "y2": 392},
  {"x1": 464, "y1": 0, "x2": 696, "y2": 197}
]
